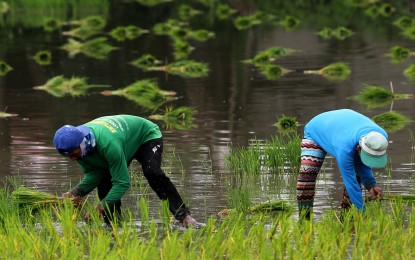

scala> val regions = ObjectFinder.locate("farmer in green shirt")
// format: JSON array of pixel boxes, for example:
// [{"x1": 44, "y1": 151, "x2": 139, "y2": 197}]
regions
[{"x1": 53, "y1": 114, "x2": 200, "y2": 228}]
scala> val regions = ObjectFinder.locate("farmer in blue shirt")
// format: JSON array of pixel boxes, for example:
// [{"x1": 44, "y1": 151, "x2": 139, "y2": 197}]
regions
[{"x1": 296, "y1": 109, "x2": 388, "y2": 218}]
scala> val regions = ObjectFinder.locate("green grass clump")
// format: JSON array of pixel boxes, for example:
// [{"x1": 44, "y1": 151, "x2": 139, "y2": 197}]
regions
[
  {"x1": 388, "y1": 45, "x2": 414, "y2": 63},
  {"x1": 304, "y1": 62, "x2": 351, "y2": 80},
  {"x1": 349, "y1": 84, "x2": 413, "y2": 108},
  {"x1": 33, "y1": 50, "x2": 52, "y2": 65},
  {"x1": 109, "y1": 25, "x2": 148, "y2": 42},
  {"x1": 101, "y1": 79, "x2": 175, "y2": 111},
  {"x1": 61, "y1": 37, "x2": 117, "y2": 60},
  {"x1": 34, "y1": 75, "x2": 108, "y2": 97},
  {"x1": 11, "y1": 186, "x2": 61, "y2": 212},
  {"x1": 147, "y1": 60, "x2": 209, "y2": 78},
  {"x1": 149, "y1": 106, "x2": 197, "y2": 130},
  {"x1": 372, "y1": 111, "x2": 412, "y2": 133},
  {"x1": 0, "y1": 60, "x2": 13, "y2": 76}
]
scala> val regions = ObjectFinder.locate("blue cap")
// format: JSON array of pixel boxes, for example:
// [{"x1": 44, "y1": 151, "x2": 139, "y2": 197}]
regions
[{"x1": 53, "y1": 125, "x2": 90, "y2": 155}]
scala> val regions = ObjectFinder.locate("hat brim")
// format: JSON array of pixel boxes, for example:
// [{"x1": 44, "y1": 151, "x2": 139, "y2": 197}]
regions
[
  {"x1": 76, "y1": 125, "x2": 91, "y2": 137},
  {"x1": 360, "y1": 149, "x2": 387, "y2": 168}
]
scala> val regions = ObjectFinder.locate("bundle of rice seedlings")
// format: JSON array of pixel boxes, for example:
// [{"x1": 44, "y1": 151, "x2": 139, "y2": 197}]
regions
[
  {"x1": 318, "y1": 26, "x2": 354, "y2": 41},
  {"x1": 172, "y1": 40, "x2": 194, "y2": 60},
  {"x1": 137, "y1": 0, "x2": 172, "y2": 7},
  {"x1": 11, "y1": 186, "x2": 62, "y2": 212},
  {"x1": 43, "y1": 17, "x2": 63, "y2": 32},
  {"x1": 349, "y1": 84, "x2": 413, "y2": 108},
  {"x1": 149, "y1": 106, "x2": 196, "y2": 130},
  {"x1": 372, "y1": 111, "x2": 412, "y2": 133},
  {"x1": 101, "y1": 79, "x2": 175, "y2": 110},
  {"x1": 0, "y1": 107, "x2": 18, "y2": 118},
  {"x1": 152, "y1": 19, "x2": 184, "y2": 36},
  {"x1": 69, "y1": 15, "x2": 106, "y2": 31},
  {"x1": 109, "y1": 26, "x2": 148, "y2": 42},
  {"x1": 218, "y1": 200, "x2": 292, "y2": 218},
  {"x1": 404, "y1": 64, "x2": 415, "y2": 80},
  {"x1": 34, "y1": 75, "x2": 109, "y2": 97},
  {"x1": 0, "y1": 60, "x2": 13, "y2": 76},
  {"x1": 187, "y1": 29, "x2": 214, "y2": 42},
  {"x1": 216, "y1": 4, "x2": 237, "y2": 20},
  {"x1": 178, "y1": 4, "x2": 202, "y2": 21},
  {"x1": 233, "y1": 15, "x2": 261, "y2": 30},
  {"x1": 61, "y1": 37, "x2": 117, "y2": 60},
  {"x1": 278, "y1": 15, "x2": 300, "y2": 30},
  {"x1": 130, "y1": 54, "x2": 162, "y2": 70},
  {"x1": 304, "y1": 62, "x2": 351, "y2": 80},
  {"x1": 388, "y1": 45, "x2": 414, "y2": 63},
  {"x1": 274, "y1": 114, "x2": 299, "y2": 132},
  {"x1": 33, "y1": 50, "x2": 52, "y2": 66},
  {"x1": 260, "y1": 64, "x2": 290, "y2": 80},
  {"x1": 147, "y1": 60, "x2": 209, "y2": 78},
  {"x1": 393, "y1": 16, "x2": 415, "y2": 30}
]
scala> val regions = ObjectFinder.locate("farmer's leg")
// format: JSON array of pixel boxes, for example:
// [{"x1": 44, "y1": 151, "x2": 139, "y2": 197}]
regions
[
  {"x1": 97, "y1": 170, "x2": 122, "y2": 224},
  {"x1": 341, "y1": 173, "x2": 362, "y2": 210},
  {"x1": 296, "y1": 138, "x2": 326, "y2": 219},
  {"x1": 135, "y1": 138, "x2": 190, "y2": 222}
]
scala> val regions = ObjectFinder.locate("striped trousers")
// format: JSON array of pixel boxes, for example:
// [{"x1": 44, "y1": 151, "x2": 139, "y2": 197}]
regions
[{"x1": 296, "y1": 138, "x2": 361, "y2": 218}]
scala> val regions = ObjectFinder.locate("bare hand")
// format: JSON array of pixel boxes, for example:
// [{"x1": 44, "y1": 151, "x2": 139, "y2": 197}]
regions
[
  {"x1": 369, "y1": 186, "x2": 382, "y2": 200},
  {"x1": 61, "y1": 192, "x2": 82, "y2": 206}
]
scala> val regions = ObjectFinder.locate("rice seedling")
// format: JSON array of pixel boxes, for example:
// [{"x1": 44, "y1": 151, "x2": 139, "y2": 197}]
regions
[
  {"x1": 317, "y1": 27, "x2": 353, "y2": 40},
  {"x1": 11, "y1": 186, "x2": 62, "y2": 212},
  {"x1": 304, "y1": 62, "x2": 351, "y2": 80},
  {"x1": 172, "y1": 40, "x2": 194, "y2": 60},
  {"x1": 69, "y1": 15, "x2": 106, "y2": 31},
  {"x1": 372, "y1": 111, "x2": 412, "y2": 133},
  {"x1": 382, "y1": 194, "x2": 415, "y2": 202},
  {"x1": 215, "y1": 4, "x2": 237, "y2": 20},
  {"x1": 274, "y1": 114, "x2": 299, "y2": 133},
  {"x1": 402, "y1": 27, "x2": 415, "y2": 40},
  {"x1": 260, "y1": 64, "x2": 290, "y2": 80},
  {"x1": 149, "y1": 106, "x2": 197, "y2": 130},
  {"x1": 43, "y1": 17, "x2": 63, "y2": 32},
  {"x1": 377, "y1": 3, "x2": 395, "y2": 17},
  {"x1": 393, "y1": 16, "x2": 415, "y2": 30},
  {"x1": 276, "y1": 15, "x2": 300, "y2": 30},
  {"x1": 146, "y1": 60, "x2": 209, "y2": 78},
  {"x1": 33, "y1": 75, "x2": 109, "y2": 97},
  {"x1": 348, "y1": 84, "x2": 413, "y2": 108},
  {"x1": 233, "y1": 14, "x2": 262, "y2": 30},
  {"x1": 177, "y1": 4, "x2": 202, "y2": 21},
  {"x1": 187, "y1": 29, "x2": 215, "y2": 42},
  {"x1": 152, "y1": 19, "x2": 185, "y2": 36},
  {"x1": 387, "y1": 45, "x2": 415, "y2": 63},
  {"x1": 403, "y1": 64, "x2": 415, "y2": 80},
  {"x1": 61, "y1": 37, "x2": 117, "y2": 60},
  {"x1": 218, "y1": 200, "x2": 293, "y2": 218},
  {"x1": 0, "y1": 60, "x2": 12, "y2": 76},
  {"x1": 100, "y1": 79, "x2": 175, "y2": 110},
  {"x1": 62, "y1": 26, "x2": 102, "y2": 40},
  {"x1": 33, "y1": 50, "x2": 52, "y2": 65},
  {"x1": 136, "y1": 0, "x2": 172, "y2": 7},
  {"x1": 109, "y1": 25, "x2": 149, "y2": 42},
  {"x1": 130, "y1": 54, "x2": 162, "y2": 70},
  {"x1": 244, "y1": 46, "x2": 297, "y2": 67},
  {"x1": 364, "y1": 4, "x2": 380, "y2": 18}
]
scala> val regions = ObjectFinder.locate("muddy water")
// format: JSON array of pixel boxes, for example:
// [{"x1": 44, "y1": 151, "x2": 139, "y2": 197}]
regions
[{"x1": 0, "y1": 2, "x2": 414, "y2": 221}]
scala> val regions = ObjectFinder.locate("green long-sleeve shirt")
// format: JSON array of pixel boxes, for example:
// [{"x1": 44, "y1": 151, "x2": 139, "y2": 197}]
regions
[{"x1": 70, "y1": 115, "x2": 162, "y2": 207}]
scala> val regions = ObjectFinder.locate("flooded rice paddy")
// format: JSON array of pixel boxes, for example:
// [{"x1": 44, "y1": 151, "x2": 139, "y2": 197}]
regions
[{"x1": 0, "y1": 0, "x2": 414, "y2": 224}]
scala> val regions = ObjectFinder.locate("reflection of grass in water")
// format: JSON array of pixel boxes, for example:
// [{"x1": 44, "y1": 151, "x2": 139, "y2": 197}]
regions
[
  {"x1": 372, "y1": 111, "x2": 412, "y2": 133},
  {"x1": 61, "y1": 37, "x2": 117, "y2": 60},
  {"x1": 34, "y1": 75, "x2": 108, "y2": 97},
  {"x1": 304, "y1": 62, "x2": 351, "y2": 80},
  {"x1": 0, "y1": 61, "x2": 13, "y2": 76},
  {"x1": 349, "y1": 84, "x2": 413, "y2": 108},
  {"x1": 147, "y1": 60, "x2": 209, "y2": 78},
  {"x1": 0, "y1": 1, "x2": 109, "y2": 28},
  {"x1": 149, "y1": 106, "x2": 197, "y2": 131}
]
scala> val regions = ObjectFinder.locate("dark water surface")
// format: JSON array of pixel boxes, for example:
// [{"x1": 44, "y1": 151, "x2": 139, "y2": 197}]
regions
[{"x1": 0, "y1": 2, "x2": 414, "y2": 221}]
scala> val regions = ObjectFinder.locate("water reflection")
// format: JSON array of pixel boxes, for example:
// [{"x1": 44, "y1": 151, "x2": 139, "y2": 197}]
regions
[{"x1": 0, "y1": 2, "x2": 414, "y2": 222}]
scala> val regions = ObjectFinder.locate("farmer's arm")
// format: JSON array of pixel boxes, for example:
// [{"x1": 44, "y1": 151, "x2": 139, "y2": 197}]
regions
[
  {"x1": 69, "y1": 167, "x2": 104, "y2": 197},
  {"x1": 99, "y1": 140, "x2": 130, "y2": 208},
  {"x1": 355, "y1": 161, "x2": 382, "y2": 199},
  {"x1": 337, "y1": 155, "x2": 365, "y2": 210}
]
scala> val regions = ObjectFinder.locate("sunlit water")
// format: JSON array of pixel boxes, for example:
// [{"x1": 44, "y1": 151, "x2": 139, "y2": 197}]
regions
[{"x1": 0, "y1": 3, "x2": 414, "y2": 222}]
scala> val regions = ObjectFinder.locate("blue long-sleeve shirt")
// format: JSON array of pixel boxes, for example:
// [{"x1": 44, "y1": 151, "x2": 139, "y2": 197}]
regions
[{"x1": 304, "y1": 109, "x2": 388, "y2": 210}]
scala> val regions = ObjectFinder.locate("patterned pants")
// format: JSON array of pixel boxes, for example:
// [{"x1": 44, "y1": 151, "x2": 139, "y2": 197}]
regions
[{"x1": 296, "y1": 138, "x2": 361, "y2": 217}]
